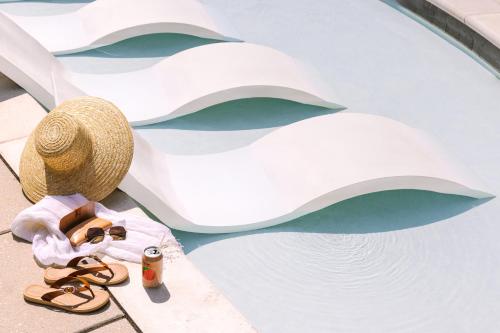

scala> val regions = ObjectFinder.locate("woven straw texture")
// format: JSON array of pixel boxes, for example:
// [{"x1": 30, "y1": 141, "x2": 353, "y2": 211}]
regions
[{"x1": 20, "y1": 97, "x2": 133, "y2": 202}]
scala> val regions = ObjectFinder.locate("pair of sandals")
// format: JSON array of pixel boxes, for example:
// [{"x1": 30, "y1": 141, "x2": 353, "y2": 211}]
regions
[{"x1": 23, "y1": 255, "x2": 129, "y2": 313}]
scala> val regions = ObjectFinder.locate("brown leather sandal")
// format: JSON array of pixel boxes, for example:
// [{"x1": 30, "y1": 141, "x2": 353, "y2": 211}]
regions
[
  {"x1": 24, "y1": 276, "x2": 109, "y2": 313},
  {"x1": 44, "y1": 255, "x2": 129, "y2": 286}
]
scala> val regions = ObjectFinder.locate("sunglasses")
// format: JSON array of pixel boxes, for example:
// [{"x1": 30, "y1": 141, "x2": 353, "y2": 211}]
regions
[{"x1": 86, "y1": 226, "x2": 127, "y2": 244}]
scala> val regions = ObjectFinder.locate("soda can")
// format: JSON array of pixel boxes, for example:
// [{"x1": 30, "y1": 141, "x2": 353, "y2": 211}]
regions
[{"x1": 142, "y1": 246, "x2": 163, "y2": 288}]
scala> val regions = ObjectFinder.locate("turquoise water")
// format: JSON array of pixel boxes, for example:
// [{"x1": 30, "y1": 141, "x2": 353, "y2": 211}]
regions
[
  {"x1": 3, "y1": 0, "x2": 500, "y2": 331},
  {"x1": 58, "y1": 34, "x2": 222, "y2": 74}
]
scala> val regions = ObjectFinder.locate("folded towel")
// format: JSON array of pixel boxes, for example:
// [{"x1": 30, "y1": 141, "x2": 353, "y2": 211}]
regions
[{"x1": 11, "y1": 193, "x2": 182, "y2": 266}]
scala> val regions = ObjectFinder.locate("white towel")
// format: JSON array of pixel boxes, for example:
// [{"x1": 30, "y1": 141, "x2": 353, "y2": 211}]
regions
[{"x1": 11, "y1": 193, "x2": 182, "y2": 266}]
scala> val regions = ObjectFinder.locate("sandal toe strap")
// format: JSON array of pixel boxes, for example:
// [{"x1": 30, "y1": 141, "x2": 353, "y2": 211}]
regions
[
  {"x1": 66, "y1": 255, "x2": 115, "y2": 280},
  {"x1": 41, "y1": 276, "x2": 94, "y2": 305}
]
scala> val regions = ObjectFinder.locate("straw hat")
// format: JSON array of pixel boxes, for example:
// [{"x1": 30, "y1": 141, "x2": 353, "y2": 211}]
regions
[{"x1": 20, "y1": 97, "x2": 133, "y2": 202}]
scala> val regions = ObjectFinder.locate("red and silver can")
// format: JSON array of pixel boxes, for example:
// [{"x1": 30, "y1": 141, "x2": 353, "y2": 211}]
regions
[{"x1": 142, "y1": 246, "x2": 163, "y2": 288}]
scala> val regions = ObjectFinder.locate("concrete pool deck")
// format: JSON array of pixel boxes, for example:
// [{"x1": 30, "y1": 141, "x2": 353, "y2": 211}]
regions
[{"x1": 0, "y1": 159, "x2": 135, "y2": 333}]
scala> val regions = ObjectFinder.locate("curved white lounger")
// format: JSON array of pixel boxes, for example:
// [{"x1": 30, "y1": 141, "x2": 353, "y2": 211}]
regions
[
  {"x1": 0, "y1": 13, "x2": 341, "y2": 125},
  {"x1": 1, "y1": 0, "x2": 239, "y2": 55},
  {"x1": 63, "y1": 43, "x2": 342, "y2": 125},
  {"x1": 120, "y1": 113, "x2": 492, "y2": 233}
]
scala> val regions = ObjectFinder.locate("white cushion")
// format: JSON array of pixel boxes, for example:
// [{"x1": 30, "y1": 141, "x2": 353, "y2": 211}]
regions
[
  {"x1": 466, "y1": 12, "x2": 500, "y2": 48},
  {"x1": 429, "y1": 0, "x2": 500, "y2": 22}
]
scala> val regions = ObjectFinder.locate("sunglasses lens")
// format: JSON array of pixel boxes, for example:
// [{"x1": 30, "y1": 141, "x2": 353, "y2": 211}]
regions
[
  {"x1": 109, "y1": 226, "x2": 126, "y2": 240},
  {"x1": 89, "y1": 235, "x2": 105, "y2": 243},
  {"x1": 87, "y1": 227, "x2": 105, "y2": 244}
]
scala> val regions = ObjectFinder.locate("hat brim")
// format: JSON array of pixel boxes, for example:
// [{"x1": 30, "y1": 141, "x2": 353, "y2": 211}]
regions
[{"x1": 20, "y1": 97, "x2": 133, "y2": 202}]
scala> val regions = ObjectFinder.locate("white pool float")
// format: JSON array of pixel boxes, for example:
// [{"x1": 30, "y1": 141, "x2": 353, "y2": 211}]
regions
[
  {"x1": 0, "y1": 12, "x2": 341, "y2": 125},
  {"x1": 120, "y1": 113, "x2": 492, "y2": 233},
  {"x1": 1, "y1": 0, "x2": 239, "y2": 55}
]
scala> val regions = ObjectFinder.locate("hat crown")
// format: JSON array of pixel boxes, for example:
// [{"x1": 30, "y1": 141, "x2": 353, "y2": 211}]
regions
[{"x1": 34, "y1": 111, "x2": 92, "y2": 172}]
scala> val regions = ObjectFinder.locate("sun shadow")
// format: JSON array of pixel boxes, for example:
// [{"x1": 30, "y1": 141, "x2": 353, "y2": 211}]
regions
[
  {"x1": 172, "y1": 190, "x2": 491, "y2": 254},
  {"x1": 0, "y1": 86, "x2": 24, "y2": 103},
  {"x1": 60, "y1": 33, "x2": 222, "y2": 60},
  {"x1": 144, "y1": 283, "x2": 170, "y2": 304},
  {"x1": 57, "y1": 33, "x2": 223, "y2": 74},
  {"x1": 101, "y1": 190, "x2": 143, "y2": 213},
  {"x1": 135, "y1": 98, "x2": 341, "y2": 132}
]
